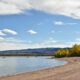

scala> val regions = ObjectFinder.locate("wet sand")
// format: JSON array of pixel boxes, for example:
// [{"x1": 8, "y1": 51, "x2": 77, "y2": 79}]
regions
[{"x1": 0, "y1": 57, "x2": 80, "y2": 80}]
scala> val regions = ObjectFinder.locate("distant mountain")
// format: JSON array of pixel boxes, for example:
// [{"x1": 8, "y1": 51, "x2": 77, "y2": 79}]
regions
[{"x1": 0, "y1": 48, "x2": 66, "y2": 54}]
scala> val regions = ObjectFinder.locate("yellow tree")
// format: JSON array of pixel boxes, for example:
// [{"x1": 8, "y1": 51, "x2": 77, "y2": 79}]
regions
[
  {"x1": 71, "y1": 44, "x2": 80, "y2": 56},
  {"x1": 54, "y1": 49, "x2": 70, "y2": 58}
]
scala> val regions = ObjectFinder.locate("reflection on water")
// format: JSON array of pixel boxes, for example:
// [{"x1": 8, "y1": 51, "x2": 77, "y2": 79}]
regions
[
  {"x1": 0, "y1": 57, "x2": 17, "y2": 76},
  {"x1": 0, "y1": 57, "x2": 67, "y2": 77}
]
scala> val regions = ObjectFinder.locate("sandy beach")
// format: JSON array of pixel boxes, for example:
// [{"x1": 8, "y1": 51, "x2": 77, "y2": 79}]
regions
[{"x1": 0, "y1": 57, "x2": 80, "y2": 80}]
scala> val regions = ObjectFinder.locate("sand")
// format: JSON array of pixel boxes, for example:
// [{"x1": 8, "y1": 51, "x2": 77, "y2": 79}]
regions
[{"x1": 0, "y1": 57, "x2": 80, "y2": 80}]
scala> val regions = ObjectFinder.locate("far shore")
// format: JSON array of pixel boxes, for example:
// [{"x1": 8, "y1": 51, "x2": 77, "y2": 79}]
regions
[
  {"x1": 0, "y1": 57, "x2": 80, "y2": 80},
  {"x1": 0, "y1": 53, "x2": 54, "y2": 56}
]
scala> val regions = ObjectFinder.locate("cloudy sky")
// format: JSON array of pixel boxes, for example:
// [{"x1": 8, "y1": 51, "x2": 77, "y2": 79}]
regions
[{"x1": 0, "y1": 0, "x2": 80, "y2": 50}]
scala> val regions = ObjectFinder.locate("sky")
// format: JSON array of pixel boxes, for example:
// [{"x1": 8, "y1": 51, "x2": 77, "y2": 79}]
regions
[{"x1": 0, "y1": 0, "x2": 80, "y2": 50}]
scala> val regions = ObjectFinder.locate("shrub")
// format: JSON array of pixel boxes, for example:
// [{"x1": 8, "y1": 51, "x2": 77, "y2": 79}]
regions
[
  {"x1": 70, "y1": 44, "x2": 80, "y2": 56},
  {"x1": 54, "y1": 44, "x2": 80, "y2": 58},
  {"x1": 54, "y1": 49, "x2": 70, "y2": 58}
]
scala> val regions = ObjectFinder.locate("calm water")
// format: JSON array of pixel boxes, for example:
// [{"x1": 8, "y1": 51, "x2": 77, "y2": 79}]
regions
[{"x1": 0, "y1": 56, "x2": 67, "y2": 77}]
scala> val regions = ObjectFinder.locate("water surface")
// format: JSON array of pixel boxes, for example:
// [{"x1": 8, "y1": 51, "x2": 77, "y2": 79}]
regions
[{"x1": 0, "y1": 56, "x2": 66, "y2": 77}]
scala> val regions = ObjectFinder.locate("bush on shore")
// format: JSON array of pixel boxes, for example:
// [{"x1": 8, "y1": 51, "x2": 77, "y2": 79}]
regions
[
  {"x1": 54, "y1": 44, "x2": 80, "y2": 58},
  {"x1": 54, "y1": 49, "x2": 70, "y2": 58}
]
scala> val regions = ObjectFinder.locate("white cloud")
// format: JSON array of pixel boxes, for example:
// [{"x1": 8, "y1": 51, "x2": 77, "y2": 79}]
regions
[
  {"x1": 67, "y1": 41, "x2": 80, "y2": 46},
  {"x1": 53, "y1": 21, "x2": 77, "y2": 25},
  {"x1": 0, "y1": 42, "x2": 70, "y2": 51},
  {"x1": 32, "y1": 0, "x2": 80, "y2": 19},
  {"x1": 66, "y1": 38, "x2": 80, "y2": 46},
  {"x1": 0, "y1": 37, "x2": 69, "y2": 51},
  {"x1": 3, "y1": 37, "x2": 26, "y2": 43},
  {"x1": 0, "y1": 37, "x2": 4, "y2": 40},
  {"x1": 0, "y1": 37, "x2": 29, "y2": 50},
  {"x1": 2, "y1": 29, "x2": 17, "y2": 35},
  {"x1": 0, "y1": 2, "x2": 22, "y2": 15},
  {"x1": 75, "y1": 38, "x2": 80, "y2": 42},
  {"x1": 0, "y1": 30, "x2": 6, "y2": 36},
  {"x1": 2, "y1": 37, "x2": 80, "y2": 50},
  {"x1": 53, "y1": 21, "x2": 64, "y2": 25},
  {"x1": 76, "y1": 38, "x2": 80, "y2": 41},
  {"x1": 0, "y1": 0, "x2": 80, "y2": 19},
  {"x1": 43, "y1": 38, "x2": 57, "y2": 44},
  {"x1": 27, "y1": 29, "x2": 37, "y2": 35},
  {"x1": 0, "y1": 37, "x2": 78, "y2": 51},
  {"x1": 0, "y1": 0, "x2": 31, "y2": 15}
]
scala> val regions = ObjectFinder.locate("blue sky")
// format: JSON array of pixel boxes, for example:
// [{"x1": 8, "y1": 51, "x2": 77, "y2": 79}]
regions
[{"x1": 0, "y1": 0, "x2": 80, "y2": 50}]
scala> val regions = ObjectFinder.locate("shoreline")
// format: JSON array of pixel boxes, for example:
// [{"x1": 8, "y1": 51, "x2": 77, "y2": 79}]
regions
[{"x1": 0, "y1": 57, "x2": 80, "y2": 80}]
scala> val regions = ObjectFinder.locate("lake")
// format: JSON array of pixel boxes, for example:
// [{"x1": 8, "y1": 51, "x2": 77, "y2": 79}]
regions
[{"x1": 0, "y1": 56, "x2": 67, "y2": 77}]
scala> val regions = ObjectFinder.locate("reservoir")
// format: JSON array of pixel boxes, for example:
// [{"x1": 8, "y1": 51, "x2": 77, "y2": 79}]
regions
[{"x1": 0, "y1": 56, "x2": 67, "y2": 77}]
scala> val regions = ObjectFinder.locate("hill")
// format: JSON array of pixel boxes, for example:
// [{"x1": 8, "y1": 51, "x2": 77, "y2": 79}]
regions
[{"x1": 0, "y1": 48, "x2": 62, "y2": 56}]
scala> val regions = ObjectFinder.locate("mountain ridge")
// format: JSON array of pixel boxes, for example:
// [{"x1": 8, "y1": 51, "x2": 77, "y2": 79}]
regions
[{"x1": 0, "y1": 47, "x2": 68, "y2": 54}]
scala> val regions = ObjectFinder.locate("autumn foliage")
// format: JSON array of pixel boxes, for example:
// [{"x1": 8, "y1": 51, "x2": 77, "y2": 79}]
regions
[{"x1": 54, "y1": 44, "x2": 80, "y2": 58}]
